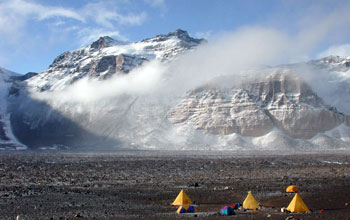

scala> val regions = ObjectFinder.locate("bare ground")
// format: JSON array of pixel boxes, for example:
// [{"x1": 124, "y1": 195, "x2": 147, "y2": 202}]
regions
[{"x1": 0, "y1": 150, "x2": 350, "y2": 220}]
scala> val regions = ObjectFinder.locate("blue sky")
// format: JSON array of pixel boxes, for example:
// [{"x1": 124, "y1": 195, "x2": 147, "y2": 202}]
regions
[{"x1": 1, "y1": 0, "x2": 350, "y2": 74}]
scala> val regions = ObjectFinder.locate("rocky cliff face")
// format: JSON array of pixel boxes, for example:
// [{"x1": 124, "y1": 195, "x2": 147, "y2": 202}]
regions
[{"x1": 168, "y1": 71, "x2": 349, "y2": 140}]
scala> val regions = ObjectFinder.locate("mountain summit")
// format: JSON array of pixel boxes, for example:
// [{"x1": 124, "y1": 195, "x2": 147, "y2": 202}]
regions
[
  {"x1": 27, "y1": 29, "x2": 204, "y2": 92},
  {"x1": 142, "y1": 29, "x2": 205, "y2": 45}
]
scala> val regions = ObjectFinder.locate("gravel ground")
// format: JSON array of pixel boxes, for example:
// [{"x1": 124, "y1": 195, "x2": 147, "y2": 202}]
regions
[{"x1": 0, "y1": 150, "x2": 350, "y2": 219}]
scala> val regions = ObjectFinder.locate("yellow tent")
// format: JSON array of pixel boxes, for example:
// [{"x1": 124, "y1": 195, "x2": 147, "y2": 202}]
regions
[
  {"x1": 286, "y1": 193, "x2": 310, "y2": 213},
  {"x1": 286, "y1": 185, "x2": 299, "y2": 193},
  {"x1": 172, "y1": 189, "x2": 193, "y2": 206},
  {"x1": 242, "y1": 191, "x2": 259, "y2": 210}
]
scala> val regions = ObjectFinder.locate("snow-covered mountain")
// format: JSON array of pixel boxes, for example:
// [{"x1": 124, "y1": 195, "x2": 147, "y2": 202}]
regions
[
  {"x1": 8, "y1": 29, "x2": 206, "y2": 150},
  {"x1": 5, "y1": 30, "x2": 350, "y2": 151},
  {"x1": 27, "y1": 29, "x2": 204, "y2": 92}
]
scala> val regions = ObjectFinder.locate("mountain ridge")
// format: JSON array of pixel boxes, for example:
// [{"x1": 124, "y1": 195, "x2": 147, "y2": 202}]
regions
[{"x1": 26, "y1": 29, "x2": 204, "y2": 93}]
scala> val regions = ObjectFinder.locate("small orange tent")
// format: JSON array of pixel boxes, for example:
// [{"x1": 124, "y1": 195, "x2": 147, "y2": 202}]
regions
[
  {"x1": 286, "y1": 193, "x2": 310, "y2": 213},
  {"x1": 286, "y1": 185, "x2": 299, "y2": 193},
  {"x1": 172, "y1": 189, "x2": 193, "y2": 206},
  {"x1": 242, "y1": 191, "x2": 259, "y2": 210}
]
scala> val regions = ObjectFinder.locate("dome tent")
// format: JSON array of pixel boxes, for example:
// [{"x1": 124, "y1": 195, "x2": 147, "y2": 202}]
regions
[{"x1": 286, "y1": 185, "x2": 299, "y2": 193}]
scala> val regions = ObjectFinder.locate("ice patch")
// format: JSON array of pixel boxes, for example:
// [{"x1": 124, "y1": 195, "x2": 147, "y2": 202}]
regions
[{"x1": 322, "y1": 160, "x2": 348, "y2": 165}]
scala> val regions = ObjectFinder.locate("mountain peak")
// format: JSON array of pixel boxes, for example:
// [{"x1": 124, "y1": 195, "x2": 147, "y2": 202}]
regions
[
  {"x1": 166, "y1": 29, "x2": 190, "y2": 38},
  {"x1": 142, "y1": 29, "x2": 205, "y2": 44},
  {"x1": 90, "y1": 36, "x2": 128, "y2": 50}
]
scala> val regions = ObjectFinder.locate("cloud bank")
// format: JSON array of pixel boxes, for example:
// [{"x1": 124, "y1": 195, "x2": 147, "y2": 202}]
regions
[{"x1": 33, "y1": 60, "x2": 166, "y2": 105}]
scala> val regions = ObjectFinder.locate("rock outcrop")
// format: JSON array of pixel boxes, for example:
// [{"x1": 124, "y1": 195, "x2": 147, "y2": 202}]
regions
[{"x1": 168, "y1": 71, "x2": 349, "y2": 139}]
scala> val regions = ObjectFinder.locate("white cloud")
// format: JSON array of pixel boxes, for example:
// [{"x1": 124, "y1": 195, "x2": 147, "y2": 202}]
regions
[
  {"x1": 38, "y1": 7, "x2": 85, "y2": 22},
  {"x1": 0, "y1": 0, "x2": 84, "y2": 23},
  {"x1": 81, "y1": 1, "x2": 147, "y2": 28},
  {"x1": 163, "y1": 27, "x2": 291, "y2": 94},
  {"x1": 0, "y1": 0, "x2": 147, "y2": 44},
  {"x1": 295, "y1": 3, "x2": 350, "y2": 57},
  {"x1": 317, "y1": 44, "x2": 350, "y2": 58},
  {"x1": 0, "y1": 0, "x2": 82, "y2": 43},
  {"x1": 34, "y1": 60, "x2": 166, "y2": 104},
  {"x1": 117, "y1": 12, "x2": 147, "y2": 25}
]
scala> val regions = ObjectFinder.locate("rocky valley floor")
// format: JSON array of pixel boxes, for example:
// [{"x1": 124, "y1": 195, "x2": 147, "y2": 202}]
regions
[{"x1": 0, "y1": 150, "x2": 350, "y2": 219}]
